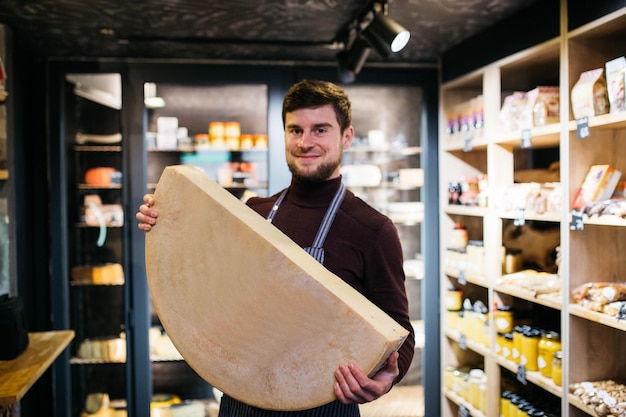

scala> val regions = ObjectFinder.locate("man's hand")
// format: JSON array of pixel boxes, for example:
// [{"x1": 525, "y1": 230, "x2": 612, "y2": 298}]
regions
[
  {"x1": 333, "y1": 351, "x2": 399, "y2": 404},
  {"x1": 136, "y1": 194, "x2": 158, "y2": 231}
]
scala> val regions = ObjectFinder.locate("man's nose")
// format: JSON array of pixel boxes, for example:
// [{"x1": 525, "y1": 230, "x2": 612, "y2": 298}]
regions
[{"x1": 298, "y1": 131, "x2": 313, "y2": 148}]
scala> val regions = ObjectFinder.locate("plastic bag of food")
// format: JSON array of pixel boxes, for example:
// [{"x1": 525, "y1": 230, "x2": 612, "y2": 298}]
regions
[
  {"x1": 605, "y1": 56, "x2": 626, "y2": 113},
  {"x1": 571, "y1": 68, "x2": 610, "y2": 119},
  {"x1": 571, "y1": 281, "x2": 626, "y2": 312}
]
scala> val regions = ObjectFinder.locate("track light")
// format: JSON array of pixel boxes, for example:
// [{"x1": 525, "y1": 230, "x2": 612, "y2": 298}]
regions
[
  {"x1": 337, "y1": 37, "x2": 371, "y2": 84},
  {"x1": 362, "y1": 12, "x2": 410, "y2": 57},
  {"x1": 333, "y1": 0, "x2": 410, "y2": 83}
]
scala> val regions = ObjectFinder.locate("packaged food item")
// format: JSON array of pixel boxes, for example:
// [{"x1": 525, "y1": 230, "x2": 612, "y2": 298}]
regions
[
  {"x1": 605, "y1": 56, "x2": 626, "y2": 113},
  {"x1": 572, "y1": 164, "x2": 622, "y2": 209},
  {"x1": 571, "y1": 281, "x2": 626, "y2": 312},
  {"x1": 525, "y1": 86, "x2": 560, "y2": 127},
  {"x1": 571, "y1": 68, "x2": 610, "y2": 119},
  {"x1": 499, "y1": 91, "x2": 527, "y2": 131},
  {"x1": 538, "y1": 330, "x2": 560, "y2": 378}
]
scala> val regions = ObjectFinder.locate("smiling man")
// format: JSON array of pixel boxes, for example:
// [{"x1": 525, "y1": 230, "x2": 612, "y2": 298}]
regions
[{"x1": 137, "y1": 79, "x2": 414, "y2": 417}]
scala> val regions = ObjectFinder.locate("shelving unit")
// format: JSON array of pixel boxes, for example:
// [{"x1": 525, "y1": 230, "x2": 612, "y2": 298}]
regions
[{"x1": 439, "y1": 4, "x2": 626, "y2": 417}]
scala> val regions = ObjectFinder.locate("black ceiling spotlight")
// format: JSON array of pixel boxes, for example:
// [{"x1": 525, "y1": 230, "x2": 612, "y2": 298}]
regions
[
  {"x1": 334, "y1": 0, "x2": 410, "y2": 83},
  {"x1": 362, "y1": 2, "x2": 411, "y2": 57},
  {"x1": 337, "y1": 36, "x2": 371, "y2": 84}
]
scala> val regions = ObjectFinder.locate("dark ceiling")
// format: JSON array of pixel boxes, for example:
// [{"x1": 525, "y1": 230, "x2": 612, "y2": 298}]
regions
[{"x1": 0, "y1": 0, "x2": 538, "y2": 65}]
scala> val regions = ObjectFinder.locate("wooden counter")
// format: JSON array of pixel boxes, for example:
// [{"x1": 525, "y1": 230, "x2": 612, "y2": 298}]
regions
[{"x1": 0, "y1": 330, "x2": 74, "y2": 405}]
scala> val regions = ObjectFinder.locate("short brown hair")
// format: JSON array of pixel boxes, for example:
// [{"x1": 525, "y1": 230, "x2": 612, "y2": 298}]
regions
[{"x1": 282, "y1": 80, "x2": 352, "y2": 132}]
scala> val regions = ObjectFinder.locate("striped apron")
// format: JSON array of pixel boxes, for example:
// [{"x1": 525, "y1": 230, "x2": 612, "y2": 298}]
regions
[{"x1": 218, "y1": 183, "x2": 359, "y2": 417}]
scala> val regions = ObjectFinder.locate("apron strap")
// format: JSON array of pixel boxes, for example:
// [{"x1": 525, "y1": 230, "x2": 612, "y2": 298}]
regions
[{"x1": 266, "y1": 183, "x2": 346, "y2": 265}]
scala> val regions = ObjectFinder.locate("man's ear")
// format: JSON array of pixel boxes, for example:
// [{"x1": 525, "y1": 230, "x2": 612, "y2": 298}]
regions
[{"x1": 342, "y1": 126, "x2": 355, "y2": 149}]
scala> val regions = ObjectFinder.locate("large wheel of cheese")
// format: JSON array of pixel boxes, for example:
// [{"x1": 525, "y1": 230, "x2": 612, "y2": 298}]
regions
[{"x1": 145, "y1": 165, "x2": 408, "y2": 411}]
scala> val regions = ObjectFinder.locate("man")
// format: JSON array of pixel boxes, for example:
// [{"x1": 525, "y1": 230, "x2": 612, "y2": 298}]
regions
[{"x1": 137, "y1": 79, "x2": 415, "y2": 416}]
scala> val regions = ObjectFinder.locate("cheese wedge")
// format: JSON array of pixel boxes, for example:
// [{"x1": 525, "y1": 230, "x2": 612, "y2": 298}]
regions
[{"x1": 145, "y1": 165, "x2": 408, "y2": 411}]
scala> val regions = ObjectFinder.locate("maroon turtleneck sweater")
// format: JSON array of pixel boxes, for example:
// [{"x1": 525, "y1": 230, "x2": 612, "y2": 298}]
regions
[{"x1": 246, "y1": 176, "x2": 415, "y2": 383}]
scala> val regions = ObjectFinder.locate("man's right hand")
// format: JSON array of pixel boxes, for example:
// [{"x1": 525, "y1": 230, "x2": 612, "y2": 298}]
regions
[{"x1": 136, "y1": 194, "x2": 158, "y2": 231}]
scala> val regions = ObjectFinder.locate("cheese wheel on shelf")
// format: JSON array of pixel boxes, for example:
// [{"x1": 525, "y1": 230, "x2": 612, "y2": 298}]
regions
[{"x1": 145, "y1": 165, "x2": 408, "y2": 411}]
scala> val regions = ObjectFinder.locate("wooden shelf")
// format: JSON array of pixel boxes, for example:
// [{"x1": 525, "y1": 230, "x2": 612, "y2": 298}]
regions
[
  {"x1": 494, "y1": 356, "x2": 563, "y2": 398},
  {"x1": 440, "y1": 6, "x2": 626, "y2": 417},
  {"x1": 445, "y1": 329, "x2": 491, "y2": 357},
  {"x1": 74, "y1": 145, "x2": 122, "y2": 152},
  {"x1": 445, "y1": 205, "x2": 488, "y2": 218},
  {"x1": 494, "y1": 122, "x2": 561, "y2": 149},
  {"x1": 493, "y1": 283, "x2": 562, "y2": 310},
  {"x1": 0, "y1": 331, "x2": 74, "y2": 405},
  {"x1": 567, "y1": 111, "x2": 626, "y2": 132},
  {"x1": 581, "y1": 214, "x2": 626, "y2": 227},
  {"x1": 568, "y1": 393, "x2": 601, "y2": 417},
  {"x1": 497, "y1": 209, "x2": 561, "y2": 223},
  {"x1": 569, "y1": 304, "x2": 626, "y2": 332},
  {"x1": 443, "y1": 389, "x2": 487, "y2": 417}
]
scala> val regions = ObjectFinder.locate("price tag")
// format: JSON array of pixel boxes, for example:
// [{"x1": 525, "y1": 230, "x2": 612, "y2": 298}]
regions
[
  {"x1": 459, "y1": 404, "x2": 470, "y2": 417},
  {"x1": 576, "y1": 117, "x2": 590, "y2": 139},
  {"x1": 516, "y1": 364, "x2": 527, "y2": 385},
  {"x1": 513, "y1": 207, "x2": 526, "y2": 226},
  {"x1": 464, "y1": 135, "x2": 473, "y2": 152},
  {"x1": 521, "y1": 129, "x2": 532, "y2": 148},
  {"x1": 459, "y1": 333, "x2": 467, "y2": 350},
  {"x1": 570, "y1": 209, "x2": 584, "y2": 231},
  {"x1": 458, "y1": 269, "x2": 467, "y2": 285}
]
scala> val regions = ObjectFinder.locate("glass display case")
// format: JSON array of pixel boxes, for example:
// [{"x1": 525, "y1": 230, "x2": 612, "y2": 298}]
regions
[{"x1": 51, "y1": 73, "x2": 128, "y2": 416}]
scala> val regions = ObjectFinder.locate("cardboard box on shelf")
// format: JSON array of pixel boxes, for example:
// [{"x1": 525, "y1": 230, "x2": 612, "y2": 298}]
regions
[{"x1": 572, "y1": 164, "x2": 622, "y2": 209}]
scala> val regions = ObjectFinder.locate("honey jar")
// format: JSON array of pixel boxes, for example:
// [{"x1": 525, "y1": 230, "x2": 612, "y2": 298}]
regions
[
  {"x1": 520, "y1": 327, "x2": 541, "y2": 371},
  {"x1": 495, "y1": 305, "x2": 514, "y2": 333},
  {"x1": 503, "y1": 248, "x2": 523, "y2": 274},
  {"x1": 446, "y1": 288, "x2": 463, "y2": 311},
  {"x1": 512, "y1": 325, "x2": 526, "y2": 364},
  {"x1": 552, "y1": 351, "x2": 563, "y2": 386},
  {"x1": 500, "y1": 391, "x2": 513, "y2": 417},
  {"x1": 538, "y1": 331, "x2": 561, "y2": 378}
]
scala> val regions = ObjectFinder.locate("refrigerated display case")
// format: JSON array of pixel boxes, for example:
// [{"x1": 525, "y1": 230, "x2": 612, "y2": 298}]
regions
[{"x1": 50, "y1": 72, "x2": 130, "y2": 417}]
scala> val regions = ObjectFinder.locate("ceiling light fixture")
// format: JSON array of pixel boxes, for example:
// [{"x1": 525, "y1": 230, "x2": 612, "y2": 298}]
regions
[
  {"x1": 362, "y1": 9, "x2": 410, "y2": 57},
  {"x1": 337, "y1": 37, "x2": 371, "y2": 84},
  {"x1": 334, "y1": 0, "x2": 410, "y2": 83}
]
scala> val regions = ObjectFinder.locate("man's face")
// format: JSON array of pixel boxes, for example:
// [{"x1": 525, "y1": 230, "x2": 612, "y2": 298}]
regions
[{"x1": 284, "y1": 104, "x2": 354, "y2": 182}]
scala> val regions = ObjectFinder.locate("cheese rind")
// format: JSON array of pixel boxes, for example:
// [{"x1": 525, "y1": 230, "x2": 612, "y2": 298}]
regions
[{"x1": 145, "y1": 165, "x2": 408, "y2": 411}]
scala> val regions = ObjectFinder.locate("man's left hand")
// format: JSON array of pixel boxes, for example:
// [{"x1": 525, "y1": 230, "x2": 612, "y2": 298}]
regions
[{"x1": 333, "y1": 351, "x2": 399, "y2": 404}]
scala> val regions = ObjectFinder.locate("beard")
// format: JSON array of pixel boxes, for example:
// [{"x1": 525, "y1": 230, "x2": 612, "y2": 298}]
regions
[{"x1": 287, "y1": 158, "x2": 341, "y2": 183}]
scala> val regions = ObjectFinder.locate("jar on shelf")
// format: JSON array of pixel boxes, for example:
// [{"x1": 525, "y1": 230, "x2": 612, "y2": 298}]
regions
[
  {"x1": 520, "y1": 327, "x2": 541, "y2": 371},
  {"x1": 512, "y1": 325, "x2": 527, "y2": 364},
  {"x1": 552, "y1": 351, "x2": 563, "y2": 386},
  {"x1": 495, "y1": 305, "x2": 514, "y2": 333},
  {"x1": 538, "y1": 331, "x2": 561, "y2": 378},
  {"x1": 449, "y1": 222, "x2": 468, "y2": 249},
  {"x1": 446, "y1": 288, "x2": 463, "y2": 311},
  {"x1": 502, "y1": 248, "x2": 523, "y2": 274},
  {"x1": 500, "y1": 390, "x2": 513, "y2": 417},
  {"x1": 468, "y1": 368, "x2": 485, "y2": 410}
]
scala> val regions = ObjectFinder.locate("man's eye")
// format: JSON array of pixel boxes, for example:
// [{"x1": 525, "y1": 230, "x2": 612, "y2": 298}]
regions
[{"x1": 316, "y1": 128, "x2": 328, "y2": 134}]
